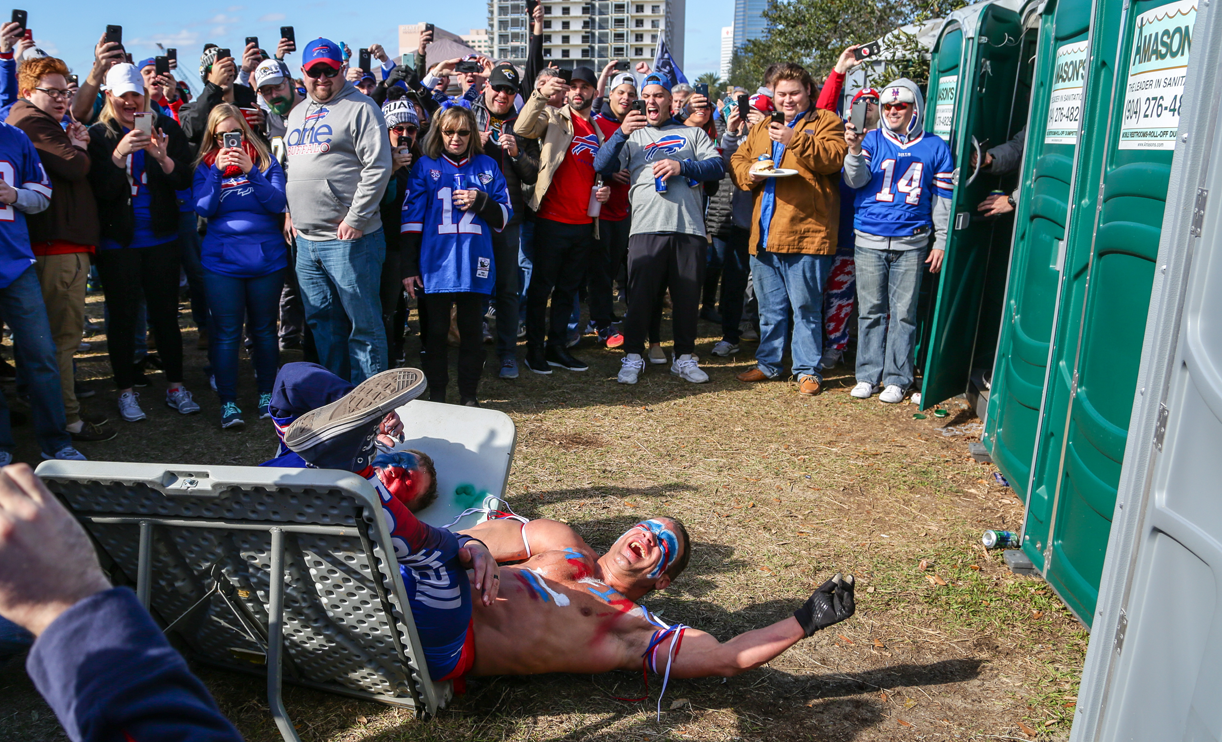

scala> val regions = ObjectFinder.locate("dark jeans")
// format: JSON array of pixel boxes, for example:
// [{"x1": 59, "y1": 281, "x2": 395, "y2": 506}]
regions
[
  {"x1": 422, "y1": 292, "x2": 485, "y2": 402},
  {"x1": 96, "y1": 241, "x2": 185, "y2": 389},
  {"x1": 623, "y1": 233, "x2": 706, "y2": 357},
  {"x1": 491, "y1": 222, "x2": 522, "y2": 358},
  {"x1": 713, "y1": 227, "x2": 751, "y2": 343},
  {"x1": 380, "y1": 247, "x2": 407, "y2": 363},
  {"x1": 177, "y1": 211, "x2": 208, "y2": 329},
  {"x1": 203, "y1": 268, "x2": 283, "y2": 402},
  {"x1": 589, "y1": 217, "x2": 630, "y2": 329},
  {"x1": 0, "y1": 266, "x2": 70, "y2": 456},
  {"x1": 526, "y1": 218, "x2": 593, "y2": 350}
]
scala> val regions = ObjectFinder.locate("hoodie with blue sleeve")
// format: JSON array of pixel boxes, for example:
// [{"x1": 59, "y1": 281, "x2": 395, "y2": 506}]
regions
[{"x1": 193, "y1": 157, "x2": 288, "y2": 278}]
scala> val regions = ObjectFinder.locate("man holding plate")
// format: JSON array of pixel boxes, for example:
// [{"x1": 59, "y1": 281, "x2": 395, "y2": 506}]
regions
[{"x1": 729, "y1": 62, "x2": 847, "y2": 397}]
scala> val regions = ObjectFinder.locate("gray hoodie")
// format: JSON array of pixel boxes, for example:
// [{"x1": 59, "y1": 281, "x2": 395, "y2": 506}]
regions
[
  {"x1": 843, "y1": 77, "x2": 952, "y2": 253},
  {"x1": 284, "y1": 80, "x2": 393, "y2": 240}
]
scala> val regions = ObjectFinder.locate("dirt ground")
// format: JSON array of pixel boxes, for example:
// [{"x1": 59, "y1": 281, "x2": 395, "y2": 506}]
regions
[{"x1": 0, "y1": 293, "x2": 1087, "y2": 741}]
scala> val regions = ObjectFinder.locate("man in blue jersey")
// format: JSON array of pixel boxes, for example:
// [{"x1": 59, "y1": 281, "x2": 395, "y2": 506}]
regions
[
  {"x1": 0, "y1": 123, "x2": 84, "y2": 463},
  {"x1": 843, "y1": 79, "x2": 952, "y2": 405}
]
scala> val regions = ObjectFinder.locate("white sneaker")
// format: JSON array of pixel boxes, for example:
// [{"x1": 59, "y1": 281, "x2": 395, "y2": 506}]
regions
[
  {"x1": 119, "y1": 391, "x2": 147, "y2": 422},
  {"x1": 166, "y1": 388, "x2": 201, "y2": 415},
  {"x1": 879, "y1": 384, "x2": 906, "y2": 404},
  {"x1": 647, "y1": 345, "x2": 667, "y2": 365},
  {"x1": 711, "y1": 340, "x2": 740, "y2": 357},
  {"x1": 671, "y1": 354, "x2": 709, "y2": 383},
  {"x1": 618, "y1": 354, "x2": 645, "y2": 384},
  {"x1": 43, "y1": 445, "x2": 87, "y2": 461},
  {"x1": 850, "y1": 382, "x2": 879, "y2": 399}
]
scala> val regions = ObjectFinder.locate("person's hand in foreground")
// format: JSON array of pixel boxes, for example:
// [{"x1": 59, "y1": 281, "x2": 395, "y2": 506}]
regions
[
  {"x1": 0, "y1": 464, "x2": 112, "y2": 636},
  {"x1": 458, "y1": 539, "x2": 500, "y2": 606}
]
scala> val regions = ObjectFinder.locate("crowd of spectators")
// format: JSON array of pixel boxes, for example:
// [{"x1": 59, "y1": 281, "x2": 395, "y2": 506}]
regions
[{"x1": 0, "y1": 9, "x2": 974, "y2": 451}]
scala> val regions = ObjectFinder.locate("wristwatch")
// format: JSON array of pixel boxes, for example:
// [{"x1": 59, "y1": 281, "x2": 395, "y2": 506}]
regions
[{"x1": 1007, "y1": 194, "x2": 1016, "y2": 208}]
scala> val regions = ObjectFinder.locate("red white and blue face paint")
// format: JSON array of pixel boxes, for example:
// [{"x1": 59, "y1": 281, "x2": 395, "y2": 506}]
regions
[{"x1": 638, "y1": 519, "x2": 679, "y2": 579}]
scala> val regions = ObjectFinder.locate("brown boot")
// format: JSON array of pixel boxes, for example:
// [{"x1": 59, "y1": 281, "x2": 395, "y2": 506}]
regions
[
  {"x1": 798, "y1": 374, "x2": 822, "y2": 396},
  {"x1": 737, "y1": 368, "x2": 773, "y2": 382}
]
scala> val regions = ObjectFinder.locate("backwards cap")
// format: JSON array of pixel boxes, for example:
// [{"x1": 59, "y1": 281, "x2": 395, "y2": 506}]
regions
[{"x1": 641, "y1": 72, "x2": 672, "y2": 92}]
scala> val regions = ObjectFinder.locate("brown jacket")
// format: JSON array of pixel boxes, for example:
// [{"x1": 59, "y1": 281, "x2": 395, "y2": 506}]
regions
[
  {"x1": 513, "y1": 90, "x2": 605, "y2": 213},
  {"x1": 729, "y1": 108, "x2": 846, "y2": 255},
  {"x1": 6, "y1": 100, "x2": 99, "y2": 247}
]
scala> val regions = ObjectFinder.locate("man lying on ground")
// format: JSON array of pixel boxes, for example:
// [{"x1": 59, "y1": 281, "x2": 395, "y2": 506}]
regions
[{"x1": 282, "y1": 371, "x2": 857, "y2": 696}]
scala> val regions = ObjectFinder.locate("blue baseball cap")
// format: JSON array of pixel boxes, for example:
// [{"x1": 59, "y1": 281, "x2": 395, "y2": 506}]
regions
[
  {"x1": 642, "y1": 72, "x2": 672, "y2": 92},
  {"x1": 302, "y1": 38, "x2": 343, "y2": 71},
  {"x1": 136, "y1": 57, "x2": 156, "y2": 71}
]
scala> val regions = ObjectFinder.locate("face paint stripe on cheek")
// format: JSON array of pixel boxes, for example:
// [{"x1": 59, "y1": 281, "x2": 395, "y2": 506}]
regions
[{"x1": 639, "y1": 519, "x2": 679, "y2": 579}]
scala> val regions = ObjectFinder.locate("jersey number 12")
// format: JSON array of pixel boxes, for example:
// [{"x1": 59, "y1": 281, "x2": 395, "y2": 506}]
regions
[
  {"x1": 875, "y1": 159, "x2": 923, "y2": 205},
  {"x1": 436, "y1": 187, "x2": 483, "y2": 235}
]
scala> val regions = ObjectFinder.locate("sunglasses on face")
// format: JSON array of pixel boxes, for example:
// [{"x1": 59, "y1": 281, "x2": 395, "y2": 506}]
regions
[
  {"x1": 492, "y1": 85, "x2": 516, "y2": 96},
  {"x1": 304, "y1": 65, "x2": 340, "y2": 79},
  {"x1": 390, "y1": 125, "x2": 418, "y2": 135},
  {"x1": 882, "y1": 102, "x2": 910, "y2": 111},
  {"x1": 215, "y1": 130, "x2": 242, "y2": 138},
  {"x1": 442, "y1": 129, "x2": 472, "y2": 138}
]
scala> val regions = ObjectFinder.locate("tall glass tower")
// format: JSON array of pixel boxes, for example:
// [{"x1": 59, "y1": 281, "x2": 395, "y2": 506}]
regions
[{"x1": 732, "y1": 0, "x2": 769, "y2": 48}]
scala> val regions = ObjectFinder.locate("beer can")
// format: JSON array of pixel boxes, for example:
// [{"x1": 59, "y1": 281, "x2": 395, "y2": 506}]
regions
[
  {"x1": 982, "y1": 530, "x2": 1020, "y2": 549},
  {"x1": 989, "y1": 189, "x2": 1007, "y2": 197},
  {"x1": 655, "y1": 176, "x2": 668, "y2": 193}
]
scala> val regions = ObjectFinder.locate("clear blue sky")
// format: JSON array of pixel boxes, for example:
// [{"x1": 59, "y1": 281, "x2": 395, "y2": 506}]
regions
[{"x1": 40, "y1": 0, "x2": 734, "y2": 87}]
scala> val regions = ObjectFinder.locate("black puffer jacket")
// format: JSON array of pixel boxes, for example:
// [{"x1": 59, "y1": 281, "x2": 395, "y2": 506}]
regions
[
  {"x1": 87, "y1": 113, "x2": 194, "y2": 246},
  {"x1": 705, "y1": 116, "x2": 735, "y2": 238}
]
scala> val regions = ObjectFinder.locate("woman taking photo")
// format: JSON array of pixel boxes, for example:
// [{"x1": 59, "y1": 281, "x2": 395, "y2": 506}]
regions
[
  {"x1": 87, "y1": 63, "x2": 199, "y2": 423},
  {"x1": 401, "y1": 106, "x2": 512, "y2": 407},
  {"x1": 193, "y1": 104, "x2": 287, "y2": 429}
]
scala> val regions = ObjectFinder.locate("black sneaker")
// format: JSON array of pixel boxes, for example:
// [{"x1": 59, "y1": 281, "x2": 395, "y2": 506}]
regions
[
  {"x1": 546, "y1": 346, "x2": 588, "y2": 372},
  {"x1": 81, "y1": 411, "x2": 110, "y2": 426},
  {"x1": 75, "y1": 382, "x2": 97, "y2": 399},
  {"x1": 524, "y1": 346, "x2": 552, "y2": 375},
  {"x1": 284, "y1": 367, "x2": 427, "y2": 471},
  {"x1": 70, "y1": 419, "x2": 117, "y2": 442}
]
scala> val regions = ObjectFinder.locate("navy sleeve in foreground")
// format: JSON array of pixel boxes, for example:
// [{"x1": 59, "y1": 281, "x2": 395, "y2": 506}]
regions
[{"x1": 26, "y1": 587, "x2": 244, "y2": 742}]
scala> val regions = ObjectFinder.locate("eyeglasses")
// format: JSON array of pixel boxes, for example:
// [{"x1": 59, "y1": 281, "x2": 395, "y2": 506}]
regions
[
  {"x1": 882, "y1": 102, "x2": 910, "y2": 111},
  {"x1": 441, "y1": 129, "x2": 472, "y2": 138},
  {"x1": 390, "y1": 125, "x2": 418, "y2": 135},
  {"x1": 34, "y1": 87, "x2": 71, "y2": 100},
  {"x1": 304, "y1": 65, "x2": 340, "y2": 79}
]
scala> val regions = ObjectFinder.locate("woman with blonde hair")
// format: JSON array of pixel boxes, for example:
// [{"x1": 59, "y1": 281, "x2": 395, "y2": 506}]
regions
[
  {"x1": 192, "y1": 103, "x2": 288, "y2": 429},
  {"x1": 87, "y1": 63, "x2": 198, "y2": 424},
  {"x1": 401, "y1": 106, "x2": 512, "y2": 407}
]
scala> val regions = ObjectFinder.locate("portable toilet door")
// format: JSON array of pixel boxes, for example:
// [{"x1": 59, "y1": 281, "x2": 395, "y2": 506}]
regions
[
  {"x1": 918, "y1": 0, "x2": 1030, "y2": 411},
  {"x1": 981, "y1": 0, "x2": 1093, "y2": 504},
  {"x1": 1068, "y1": 0, "x2": 1222, "y2": 731},
  {"x1": 1025, "y1": 0, "x2": 1200, "y2": 626}
]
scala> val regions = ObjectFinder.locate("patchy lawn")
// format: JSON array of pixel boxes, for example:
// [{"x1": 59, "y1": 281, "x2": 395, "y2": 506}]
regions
[{"x1": 0, "y1": 293, "x2": 1086, "y2": 741}]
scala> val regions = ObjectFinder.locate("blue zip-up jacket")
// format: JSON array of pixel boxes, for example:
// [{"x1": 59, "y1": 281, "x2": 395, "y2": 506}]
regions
[
  {"x1": 26, "y1": 588, "x2": 243, "y2": 742},
  {"x1": 193, "y1": 157, "x2": 288, "y2": 278}
]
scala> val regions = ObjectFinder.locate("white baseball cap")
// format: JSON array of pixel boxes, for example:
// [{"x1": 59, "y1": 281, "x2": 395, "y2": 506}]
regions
[
  {"x1": 105, "y1": 63, "x2": 145, "y2": 97},
  {"x1": 254, "y1": 59, "x2": 290, "y2": 89},
  {"x1": 609, "y1": 73, "x2": 636, "y2": 91},
  {"x1": 882, "y1": 85, "x2": 916, "y2": 105}
]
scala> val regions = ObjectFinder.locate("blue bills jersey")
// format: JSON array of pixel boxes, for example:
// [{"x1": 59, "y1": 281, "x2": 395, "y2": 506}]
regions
[
  {"x1": 0, "y1": 123, "x2": 50, "y2": 288},
  {"x1": 852, "y1": 127, "x2": 954, "y2": 239},
  {"x1": 400, "y1": 153, "x2": 512, "y2": 295}
]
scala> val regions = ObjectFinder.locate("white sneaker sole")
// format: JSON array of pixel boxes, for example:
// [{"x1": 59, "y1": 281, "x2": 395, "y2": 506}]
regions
[{"x1": 285, "y1": 368, "x2": 426, "y2": 453}]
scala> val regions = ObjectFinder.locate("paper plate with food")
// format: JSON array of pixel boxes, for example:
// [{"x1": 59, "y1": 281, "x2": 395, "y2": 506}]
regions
[{"x1": 750, "y1": 159, "x2": 798, "y2": 177}]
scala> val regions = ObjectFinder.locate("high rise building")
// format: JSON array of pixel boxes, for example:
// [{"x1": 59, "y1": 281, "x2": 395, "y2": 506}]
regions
[
  {"x1": 487, "y1": 0, "x2": 685, "y2": 71},
  {"x1": 732, "y1": 0, "x2": 768, "y2": 49},
  {"x1": 720, "y1": 26, "x2": 733, "y2": 80},
  {"x1": 462, "y1": 28, "x2": 494, "y2": 57}
]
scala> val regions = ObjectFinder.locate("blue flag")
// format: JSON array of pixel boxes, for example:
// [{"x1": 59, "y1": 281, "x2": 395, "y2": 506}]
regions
[{"x1": 652, "y1": 36, "x2": 688, "y2": 86}]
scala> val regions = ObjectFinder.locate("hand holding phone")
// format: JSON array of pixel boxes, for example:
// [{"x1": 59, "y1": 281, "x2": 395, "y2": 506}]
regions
[
  {"x1": 280, "y1": 26, "x2": 296, "y2": 53},
  {"x1": 854, "y1": 40, "x2": 881, "y2": 62},
  {"x1": 771, "y1": 111, "x2": 785, "y2": 125},
  {"x1": 359, "y1": 48, "x2": 372, "y2": 73},
  {"x1": 615, "y1": 60, "x2": 630, "y2": 72},
  {"x1": 557, "y1": 68, "x2": 572, "y2": 85},
  {"x1": 246, "y1": 36, "x2": 258, "y2": 50},
  {"x1": 10, "y1": 10, "x2": 26, "y2": 32},
  {"x1": 850, "y1": 98, "x2": 868, "y2": 132},
  {"x1": 216, "y1": 48, "x2": 231, "y2": 61},
  {"x1": 694, "y1": 82, "x2": 709, "y2": 99},
  {"x1": 105, "y1": 24, "x2": 122, "y2": 47},
  {"x1": 222, "y1": 132, "x2": 243, "y2": 149},
  {"x1": 155, "y1": 56, "x2": 170, "y2": 76},
  {"x1": 133, "y1": 112, "x2": 154, "y2": 136}
]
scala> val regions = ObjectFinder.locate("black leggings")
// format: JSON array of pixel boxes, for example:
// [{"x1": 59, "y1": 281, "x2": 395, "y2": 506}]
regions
[
  {"x1": 422, "y1": 292, "x2": 485, "y2": 402},
  {"x1": 96, "y1": 241, "x2": 185, "y2": 389}
]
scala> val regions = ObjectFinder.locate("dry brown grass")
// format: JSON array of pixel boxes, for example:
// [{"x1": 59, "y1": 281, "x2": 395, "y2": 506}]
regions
[{"x1": 0, "y1": 295, "x2": 1085, "y2": 741}]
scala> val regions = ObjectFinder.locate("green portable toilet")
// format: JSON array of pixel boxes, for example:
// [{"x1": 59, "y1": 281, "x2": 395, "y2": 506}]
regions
[
  {"x1": 918, "y1": 0, "x2": 1032, "y2": 410},
  {"x1": 1023, "y1": 0, "x2": 1199, "y2": 626},
  {"x1": 983, "y1": 0, "x2": 1094, "y2": 503}
]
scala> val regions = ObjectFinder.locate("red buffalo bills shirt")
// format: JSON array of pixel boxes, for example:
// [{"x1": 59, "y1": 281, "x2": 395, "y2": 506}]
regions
[
  {"x1": 537, "y1": 113, "x2": 600, "y2": 225},
  {"x1": 592, "y1": 112, "x2": 630, "y2": 222}
]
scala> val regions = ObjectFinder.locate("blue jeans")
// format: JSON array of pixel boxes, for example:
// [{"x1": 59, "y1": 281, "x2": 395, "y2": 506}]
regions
[
  {"x1": 296, "y1": 230, "x2": 388, "y2": 384},
  {"x1": 750, "y1": 251, "x2": 833, "y2": 381},
  {"x1": 178, "y1": 211, "x2": 208, "y2": 329},
  {"x1": 204, "y1": 268, "x2": 283, "y2": 403},
  {"x1": 0, "y1": 266, "x2": 70, "y2": 455},
  {"x1": 518, "y1": 220, "x2": 534, "y2": 325},
  {"x1": 854, "y1": 245, "x2": 928, "y2": 389}
]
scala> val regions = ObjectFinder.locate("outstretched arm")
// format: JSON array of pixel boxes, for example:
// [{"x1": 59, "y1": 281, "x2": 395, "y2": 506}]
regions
[
  {"x1": 653, "y1": 574, "x2": 856, "y2": 678},
  {"x1": 461, "y1": 517, "x2": 590, "y2": 563}
]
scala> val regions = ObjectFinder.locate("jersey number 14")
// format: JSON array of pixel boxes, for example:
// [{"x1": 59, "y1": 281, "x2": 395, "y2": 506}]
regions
[{"x1": 875, "y1": 159, "x2": 923, "y2": 205}]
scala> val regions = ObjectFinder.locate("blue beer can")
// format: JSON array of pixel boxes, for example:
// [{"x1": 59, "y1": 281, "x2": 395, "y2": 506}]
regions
[{"x1": 655, "y1": 176, "x2": 668, "y2": 193}]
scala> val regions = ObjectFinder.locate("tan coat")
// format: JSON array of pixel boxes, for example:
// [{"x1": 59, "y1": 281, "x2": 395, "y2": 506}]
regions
[
  {"x1": 729, "y1": 109, "x2": 847, "y2": 255},
  {"x1": 513, "y1": 90, "x2": 606, "y2": 212}
]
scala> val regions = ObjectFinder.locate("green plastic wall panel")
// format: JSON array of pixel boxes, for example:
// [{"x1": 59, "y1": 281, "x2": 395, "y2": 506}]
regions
[{"x1": 984, "y1": 0, "x2": 1094, "y2": 502}]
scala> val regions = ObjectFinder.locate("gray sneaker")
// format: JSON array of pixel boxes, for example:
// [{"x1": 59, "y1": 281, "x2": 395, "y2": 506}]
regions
[
  {"x1": 499, "y1": 356, "x2": 519, "y2": 379},
  {"x1": 671, "y1": 354, "x2": 710, "y2": 383},
  {"x1": 166, "y1": 388, "x2": 201, "y2": 415},
  {"x1": 711, "y1": 340, "x2": 740, "y2": 357},
  {"x1": 118, "y1": 391, "x2": 147, "y2": 422},
  {"x1": 42, "y1": 445, "x2": 87, "y2": 461}
]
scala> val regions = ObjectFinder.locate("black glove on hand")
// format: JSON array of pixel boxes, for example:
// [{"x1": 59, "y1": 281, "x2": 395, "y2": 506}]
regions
[{"x1": 793, "y1": 573, "x2": 855, "y2": 637}]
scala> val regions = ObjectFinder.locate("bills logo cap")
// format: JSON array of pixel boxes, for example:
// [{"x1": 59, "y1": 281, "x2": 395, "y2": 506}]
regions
[{"x1": 302, "y1": 38, "x2": 343, "y2": 71}]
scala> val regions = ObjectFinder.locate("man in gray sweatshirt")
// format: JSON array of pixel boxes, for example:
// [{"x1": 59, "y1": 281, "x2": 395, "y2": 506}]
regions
[{"x1": 285, "y1": 38, "x2": 393, "y2": 384}]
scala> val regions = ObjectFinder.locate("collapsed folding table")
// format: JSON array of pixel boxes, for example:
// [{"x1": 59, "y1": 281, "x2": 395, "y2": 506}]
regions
[{"x1": 35, "y1": 400, "x2": 517, "y2": 742}]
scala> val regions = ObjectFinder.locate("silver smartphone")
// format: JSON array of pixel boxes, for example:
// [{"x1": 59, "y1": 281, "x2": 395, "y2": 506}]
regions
[
  {"x1": 222, "y1": 132, "x2": 243, "y2": 149},
  {"x1": 133, "y1": 111, "x2": 154, "y2": 136},
  {"x1": 850, "y1": 97, "x2": 868, "y2": 132}
]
